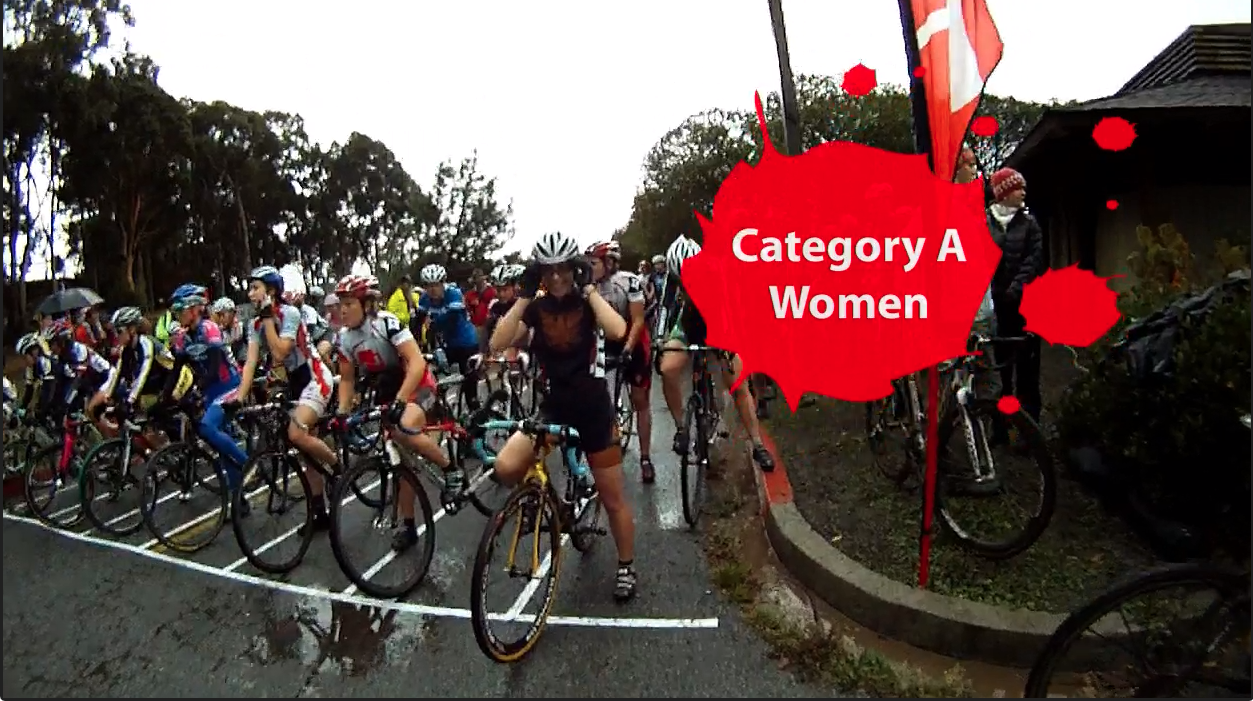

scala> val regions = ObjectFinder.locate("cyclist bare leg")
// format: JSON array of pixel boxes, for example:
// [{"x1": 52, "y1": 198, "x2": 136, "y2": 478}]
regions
[
  {"x1": 289, "y1": 402, "x2": 338, "y2": 530},
  {"x1": 718, "y1": 353, "x2": 775, "y2": 472},
  {"x1": 391, "y1": 401, "x2": 451, "y2": 551},
  {"x1": 658, "y1": 339, "x2": 690, "y2": 452}
]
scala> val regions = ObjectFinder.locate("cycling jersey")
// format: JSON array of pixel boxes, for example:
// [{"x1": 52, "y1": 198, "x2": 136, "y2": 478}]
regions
[
  {"x1": 169, "y1": 319, "x2": 240, "y2": 402},
  {"x1": 666, "y1": 289, "x2": 709, "y2": 347},
  {"x1": 20, "y1": 353, "x2": 56, "y2": 414},
  {"x1": 249, "y1": 304, "x2": 333, "y2": 415},
  {"x1": 335, "y1": 311, "x2": 436, "y2": 403},
  {"x1": 299, "y1": 304, "x2": 333, "y2": 345},
  {"x1": 596, "y1": 271, "x2": 645, "y2": 354},
  {"x1": 102, "y1": 334, "x2": 184, "y2": 405},
  {"x1": 418, "y1": 284, "x2": 478, "y2": 350}
]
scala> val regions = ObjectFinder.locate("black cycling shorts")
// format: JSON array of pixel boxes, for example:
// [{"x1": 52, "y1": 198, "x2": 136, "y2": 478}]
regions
[{"x1": 538, "y1": 377, "x2": 620, "y2": 468}]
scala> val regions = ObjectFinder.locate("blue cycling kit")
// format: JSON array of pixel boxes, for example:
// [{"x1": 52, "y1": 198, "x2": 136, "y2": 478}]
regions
[
  {"x1": 418, "y1": 284, "x2": 479, "y2": 350},
  {"x1": 169, "y1": 318, "x2": 247, "y2": 490}
]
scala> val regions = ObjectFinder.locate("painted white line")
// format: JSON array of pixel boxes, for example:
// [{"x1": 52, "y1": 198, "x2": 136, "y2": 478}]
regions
[
  {"x1": 505, "y1": 535, "x2": 566, "y2": 620},
  {"x1": 224, "y1": 477, "x2": 384, "y2": 572},
  {"x1": 504, "y1": 494, "x2": 597, "y2": 620},
  {"x1": 3, "y1": 511, "x2": 719, "y2": 629}
]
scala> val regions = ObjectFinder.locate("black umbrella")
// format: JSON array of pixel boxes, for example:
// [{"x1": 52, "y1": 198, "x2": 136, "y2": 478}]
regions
[{"x1": 36, "y1": 287, "x2": 105, "y2": 316}]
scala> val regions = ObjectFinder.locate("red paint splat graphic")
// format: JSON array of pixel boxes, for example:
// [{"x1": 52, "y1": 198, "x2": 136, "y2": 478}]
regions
[
  {"x1": 1092, "y1": 117, "x2": 1137, "y2": 151},
  {"x1": 678, "y1": 92, "x2": 1001, "y2": 409},
  {"x1": 1106, "y1": 199, "x2": 1119, "y2": 210},
  {"x1": 996, "y1": 395, "x2": 1021, "y2": 415},
  {"x1": 1019, "y1": 264, "x2": 1121, "y2": 347},
  {"x1": 912, "y1": 65, "x2": 926, "y2": 78},
  {"x1": 969, "y1": 115, "x2": 999, "y2": 137},
  {"x1": 841, "y1": 63, "x2": 878, "y2": 97}
]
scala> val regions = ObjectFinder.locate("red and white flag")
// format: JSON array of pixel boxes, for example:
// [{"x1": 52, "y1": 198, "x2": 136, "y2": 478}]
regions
[{"x1": 910, "y1": 0, "x2": 1004, "y2": 181}]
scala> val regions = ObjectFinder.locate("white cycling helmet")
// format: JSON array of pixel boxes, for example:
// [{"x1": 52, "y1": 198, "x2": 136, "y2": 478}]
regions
[
  {"x1": 419, "y1": 264, "x2": 447, "y2": 285},
  {"x1": 16, "y1": 332, "x2": 41, "y2": 356},
  {"x1": 651, "y1": 254, "x2": 665, "y2": 265},
  {"x1": 210, "y1": 297, "x2": 236, "y2": 314},
  {"x1": 491, "y1": 264, "x2": 526, "y2": 285},
  {"x1": 666, "y1": 236, "x2": 702, "y2": 275},
  {"x1": 111, "y1": 306, "x2": 144, "y2": 328},
  {"x1": 531, "y1": 231, "x2": 580, "y2": 265}
]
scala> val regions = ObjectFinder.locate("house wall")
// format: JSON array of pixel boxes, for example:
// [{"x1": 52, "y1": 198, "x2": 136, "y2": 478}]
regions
[{"x1": 1094, "y1": 184, "x2": 1250, "y2": 290}]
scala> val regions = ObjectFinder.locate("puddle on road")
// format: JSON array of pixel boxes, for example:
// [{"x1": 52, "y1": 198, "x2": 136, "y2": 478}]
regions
[{"x1": 247, "y1": 591, "x2": 437, "y2": 678}]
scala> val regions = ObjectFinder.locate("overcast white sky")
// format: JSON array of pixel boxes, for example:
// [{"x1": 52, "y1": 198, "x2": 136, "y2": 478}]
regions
[{"x1": 22, "y1": 0, "x2": 1253, "y2": 279}]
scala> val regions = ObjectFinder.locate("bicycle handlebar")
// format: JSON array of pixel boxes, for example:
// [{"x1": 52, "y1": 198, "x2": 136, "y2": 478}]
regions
[{"x1": 480, "y1": 418, "x2": 581, "y2": 442}]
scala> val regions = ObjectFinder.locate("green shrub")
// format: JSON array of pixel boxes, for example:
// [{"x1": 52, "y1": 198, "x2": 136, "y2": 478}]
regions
[{"x1": 1057, "y1": 225, "x2": 1250, "y2": 555}]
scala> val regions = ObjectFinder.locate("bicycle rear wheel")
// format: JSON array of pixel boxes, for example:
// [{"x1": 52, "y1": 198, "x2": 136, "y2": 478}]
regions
[
  {"x1": 1024, "y1": 564, "x2": 1251, "y2": 698},
  {"x1": 614, "y1": 374, "x2": 635, "y2": 454},
  {"x1": 329, "y1": 456, "x2": 435, "y2": 598},
  {"x1": 231, "y1": 449, "x2": 313, "y2": 574},
  {"x1": 679, "y1": 397, "x2": 707, "y2": 528},
  {"x1": 24, "y1": 443, "x2": 84, "y2": 529},
  {"x1": 470, "y1": 482, "x2": 563, "y2": 663},
  {"x1": 936, "y1": 397, "x2": 1056, "y2": 560},
  {"x1": 864, "y1": 381, "x2": 922, "y2": 488},
  {"x1": 79, "y1": 438, "x2": 144, "y2": 537}
]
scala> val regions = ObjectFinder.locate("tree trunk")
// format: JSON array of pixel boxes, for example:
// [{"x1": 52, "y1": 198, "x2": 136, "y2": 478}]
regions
[{"x1": 225, "y1": 173, "x2": 253, "y2": 272}]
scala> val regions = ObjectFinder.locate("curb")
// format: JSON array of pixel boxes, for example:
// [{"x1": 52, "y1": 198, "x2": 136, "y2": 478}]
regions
[{"x1": 752, "y1": 429, "x2": 1064, "y2": 670}]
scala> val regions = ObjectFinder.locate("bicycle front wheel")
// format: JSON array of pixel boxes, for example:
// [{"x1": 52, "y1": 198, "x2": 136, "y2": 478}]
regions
[
  {"x1": 140, "y1": 441, "x2": 229, "y2": 553},
  {"x1": 1025, "y1": 565, "x2": 1251, "y2": 698},
  {"x1": 329, "y1": 456, "x2": 435, "y2": 598},
  {"x1": 679, "y1": 397, "x2": 707, "y2": 528},
  {"x1": 231, "y1": 449, "x2": 313, "y2": 574},
  {"x1": 936, "y1": 397, "x2": 1055, "y2": 560},
  {"x1": 24, "y1": 443, "x2": 84, "y2": 529},
  {"x1": 469, "y1": 482, "x2": 563, "y2": 663},
  {"x1": 80, "y1": 438, "x2": 144, "y2": 537}
]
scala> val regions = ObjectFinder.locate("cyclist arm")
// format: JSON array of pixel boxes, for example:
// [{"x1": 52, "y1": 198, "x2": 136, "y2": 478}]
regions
[
  {"x1": 236, "y1": 333, "x2": 264, "y2": 397},
  {"x1": 262, "y1": 312, "x2": 297, "y2": 364},
  {"x1": 335, "y1": 351, "x2": 356, "y2": 416},
  {"x1": 624, "y1": 274, "x2": 646, "y2": 352},
  {"x1": 587, "y1": 289, "x2": 627, "y2": 342},
  {"x1": 125, "y1": 337, "x2": 159, "y2": 405},
  {"x1": 489, "y1": 298, "x2": 530, "y2": 355}
]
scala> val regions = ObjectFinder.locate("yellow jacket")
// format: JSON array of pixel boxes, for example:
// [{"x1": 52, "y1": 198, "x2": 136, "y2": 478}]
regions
[{"x1": 387, "y1": 287, "x2": 418, "y2": 325}]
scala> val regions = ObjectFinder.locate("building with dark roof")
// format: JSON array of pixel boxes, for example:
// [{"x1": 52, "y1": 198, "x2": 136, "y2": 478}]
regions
[{"x1": 1005, "y1": 23, "x2": 1250, "y2": 287}]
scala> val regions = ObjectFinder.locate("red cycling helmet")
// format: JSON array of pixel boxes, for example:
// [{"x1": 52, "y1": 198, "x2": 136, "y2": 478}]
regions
[
  {"x1": 335, "y1": 274, "x2": 381, "y2": 299},
  {"x1": 585, "y1": 240, "x2": 621, "y2": 260}
]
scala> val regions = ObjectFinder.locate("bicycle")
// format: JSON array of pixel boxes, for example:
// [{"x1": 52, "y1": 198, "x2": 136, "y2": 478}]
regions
[
  {"x1": 327, "y1": 405, "x2": 456, "y2": 599},
  {"x1": 468, "y1": 418, "x2": 605, "y2": 664},
  {"x1": 932, "y1": 333, "x2": 1056, "y2": 560},
  {"x1": 865, "y1": 333, "x2": 1056, "y2": 559},
  {"x1": 1024, "y1": 563, "x2": 1250, "y2": 697},
  {"x1": 225, "y1": 393, "x2": 381, "y2": 574},
  {"x1": 138, "y1": 395, "x2": 246, "y2": 553},
  {"x1": 23, "y1": 409, "x2": 101, "y2": 529},
  {"x1": 78, "y1": 404, "x2": 176, "y2": 537},
  {"x1": 657, "y1": 344, "x2": 730, "y2": 528}
]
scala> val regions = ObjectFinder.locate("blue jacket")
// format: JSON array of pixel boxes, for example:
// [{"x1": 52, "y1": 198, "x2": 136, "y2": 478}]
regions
[{"x1": 418, "y1": 284, "x2": 478, "y2": 350}]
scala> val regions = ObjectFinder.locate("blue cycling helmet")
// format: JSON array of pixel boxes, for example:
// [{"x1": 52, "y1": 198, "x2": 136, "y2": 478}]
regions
[
  {"x1": 249, "y1": 265, "x2": 284, "y2": 296},
  {"x1": 169, "y1": 283, "x2": 209, "y2": 312}
]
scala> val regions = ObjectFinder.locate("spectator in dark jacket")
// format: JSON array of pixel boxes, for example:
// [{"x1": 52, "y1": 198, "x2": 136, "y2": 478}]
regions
[{"x1": 988, "y1": 167, "x2": 1046, "y2": 424}]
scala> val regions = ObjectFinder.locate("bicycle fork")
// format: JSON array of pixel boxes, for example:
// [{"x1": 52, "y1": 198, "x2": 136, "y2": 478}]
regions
[{"x1": 954, "y1": 375, "x2": 998, "y2": 487}]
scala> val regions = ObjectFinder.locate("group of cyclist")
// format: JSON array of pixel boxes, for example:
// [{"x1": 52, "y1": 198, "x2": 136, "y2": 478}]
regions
[{"x1": 7, "y1": 231, "x2": 776, "y2": 603}]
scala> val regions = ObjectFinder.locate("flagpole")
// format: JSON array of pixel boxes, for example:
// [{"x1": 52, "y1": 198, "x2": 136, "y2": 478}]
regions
[
  {"x1": 767, "y1": 0, "x2": 804, "y2": 156},
  {"x1": 895, "y1": 0, "x2": 942, "y2": 590}
]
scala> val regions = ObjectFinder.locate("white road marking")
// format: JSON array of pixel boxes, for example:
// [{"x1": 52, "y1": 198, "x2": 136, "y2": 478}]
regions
[{"x1": 3, "y1": 511, "x2": 719, "y2": 629}]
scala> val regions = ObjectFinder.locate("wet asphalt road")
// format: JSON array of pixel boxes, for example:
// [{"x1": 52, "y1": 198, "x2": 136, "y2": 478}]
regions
[{"x1": 2, "y1": 381, "x2": 837, "y2": 698}]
